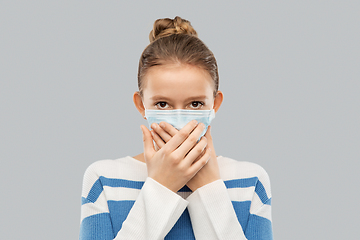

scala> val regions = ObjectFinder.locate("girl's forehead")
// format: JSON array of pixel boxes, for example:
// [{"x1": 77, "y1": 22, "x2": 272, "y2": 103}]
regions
[{"x1": 143, "y1": 64, "x2": 214, "y2": 94}]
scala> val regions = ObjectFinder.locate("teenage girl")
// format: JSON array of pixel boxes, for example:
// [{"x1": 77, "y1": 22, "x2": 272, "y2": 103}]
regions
[{"x1": 80, "y1": 16, "x2": 273, "y2": 240}]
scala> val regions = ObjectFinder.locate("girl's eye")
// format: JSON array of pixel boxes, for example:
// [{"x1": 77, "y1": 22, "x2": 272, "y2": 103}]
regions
[
  {"x1": 190, "y1": 101, "x2": 204, "y2": 109},
  {"x1": 155, "y1": 102, "x2": 169, "y2": 109}
]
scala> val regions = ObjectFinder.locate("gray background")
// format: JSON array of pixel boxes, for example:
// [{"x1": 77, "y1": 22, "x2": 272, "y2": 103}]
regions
[{"x1": 1, "y1": 1, "x2": 359, "y2": 239}]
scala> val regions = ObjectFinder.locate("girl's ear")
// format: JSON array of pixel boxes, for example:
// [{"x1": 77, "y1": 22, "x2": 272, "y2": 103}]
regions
[
  {"x1": 213, "y1": 91, "x2": 223, "y2": 113},
  {"x1": 133, "y1": 91, "x2": 146, "y2": 119}
]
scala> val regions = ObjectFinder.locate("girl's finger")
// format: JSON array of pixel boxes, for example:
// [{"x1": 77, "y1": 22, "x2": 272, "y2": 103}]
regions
[
  {"x1": 163, "y1": 120, "x2": 198, "y2": 151},
  {"x1": 151, "y1": 123, "x2": 172, "y2": 143},
  {"x1": 140, "y1": 125, "x2": 156, "y2": 159},
  {"x1": 187, "y1": 147, "x2": 211, "y2": 176},
  {"x1": 151, "y1": 130, "x2": 165, "y2": 149},
  {"x1": 158, "y1": 121, "x2": 178, "y2": 137},
  {"x1": 204, "y1": 126, "x2": 217, "y2": 159},
  {"x1": 174, "y1": 122, "x2": 205, "y2": 157},
  {"x1": 204, "y1": 125, "x2": 214, "y2": 148},
  {"x1": 182, "y1": 136, "x2": 207, "y2": 166}
]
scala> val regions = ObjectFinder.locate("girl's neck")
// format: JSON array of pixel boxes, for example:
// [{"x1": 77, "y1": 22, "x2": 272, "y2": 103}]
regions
[{"x1": 132, "y1": 153, "x2": 145, "y2": 163}]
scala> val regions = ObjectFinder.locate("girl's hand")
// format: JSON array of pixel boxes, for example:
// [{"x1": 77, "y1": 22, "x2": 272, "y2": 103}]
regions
[
  {"x1": 140, "y1": 120, "x2": 211, "y2": 193},
  {"x1": 151, "y1": 122, "x2": 220, "y2": 192},
  {"x1": 187, "y1": 126, "x2": 220, "y2": 191}
]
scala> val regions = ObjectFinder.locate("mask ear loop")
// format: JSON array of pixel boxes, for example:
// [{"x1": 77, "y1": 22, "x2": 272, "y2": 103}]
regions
[{"x1": 142, "y1": 103, "x2": 159, "y2": 150}]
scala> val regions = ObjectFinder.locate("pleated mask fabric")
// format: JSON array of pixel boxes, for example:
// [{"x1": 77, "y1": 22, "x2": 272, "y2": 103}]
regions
[{"x1": 145, "y1": 109, "x2": 215, "y2": 137}]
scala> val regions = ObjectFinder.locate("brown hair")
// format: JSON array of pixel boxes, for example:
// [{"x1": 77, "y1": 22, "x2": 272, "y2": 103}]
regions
[{"x1": 138, "y1": 16, "x2": 219, "y2": 97}]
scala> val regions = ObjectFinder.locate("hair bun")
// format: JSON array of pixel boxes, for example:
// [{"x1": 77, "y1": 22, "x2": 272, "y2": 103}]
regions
[{"x1": 149, "y1": 16, "x2": 198, "y2": 42}]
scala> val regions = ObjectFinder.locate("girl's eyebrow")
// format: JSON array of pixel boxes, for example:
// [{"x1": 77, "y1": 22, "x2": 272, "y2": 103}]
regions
[
  {"x1": 183, "y1": 95, "x2": 208, "y2": 101},
  {"x1": 150, "y1": 95, "x2": 208, "y2": 101},
  {"x1": 150, "y1": 95, "x2": 172, "y2": 101}
]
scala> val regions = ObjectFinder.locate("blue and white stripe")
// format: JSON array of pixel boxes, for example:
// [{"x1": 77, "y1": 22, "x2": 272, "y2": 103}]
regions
[{"x1": 80, "y1": 156, "x2": 272, "y2": 240}]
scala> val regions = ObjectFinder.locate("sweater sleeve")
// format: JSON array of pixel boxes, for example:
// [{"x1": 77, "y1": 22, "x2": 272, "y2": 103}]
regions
[
  {"x1": 79, "y1": 161, "x2": 188, "y2": 240},
  {"x1": 244, "y1": 168, "x2": 273, "y2": 240},
  {"x1": 244, "y1": 198, "x2": 273, "y2": 240},
  {"x1": 186, "y1": 167, "x2": 273, "y2": 240},
  {"x1": 186, "y1": 179, "x2": 248, "y2": 240},
  {"x1": 114, "y1": 177, "x2": 188, "y2": 239}
]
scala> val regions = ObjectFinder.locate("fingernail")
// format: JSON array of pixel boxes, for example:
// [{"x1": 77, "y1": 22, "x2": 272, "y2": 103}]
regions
[
  {"x1": 159, "y1": 122, "x2": 165, "y2": 128},
  {"x1": 151, "y1": 123, "x2": 157, "y2": 129}
]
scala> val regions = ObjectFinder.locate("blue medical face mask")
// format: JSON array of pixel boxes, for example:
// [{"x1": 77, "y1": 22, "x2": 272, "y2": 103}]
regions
[{"x1": 145, "y1": 109, "x2": 215, "y2": 137}]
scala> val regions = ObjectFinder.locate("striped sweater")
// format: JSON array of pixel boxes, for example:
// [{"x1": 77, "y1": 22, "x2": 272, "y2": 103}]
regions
[{"x1": 80, "y1": 156, "x2": 273, "y2": 240}]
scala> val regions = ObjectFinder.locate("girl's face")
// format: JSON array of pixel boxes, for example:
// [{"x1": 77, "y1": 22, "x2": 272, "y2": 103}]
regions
[{"x1": 134, "y1": 63, "x2": 223, "y2": 117}]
